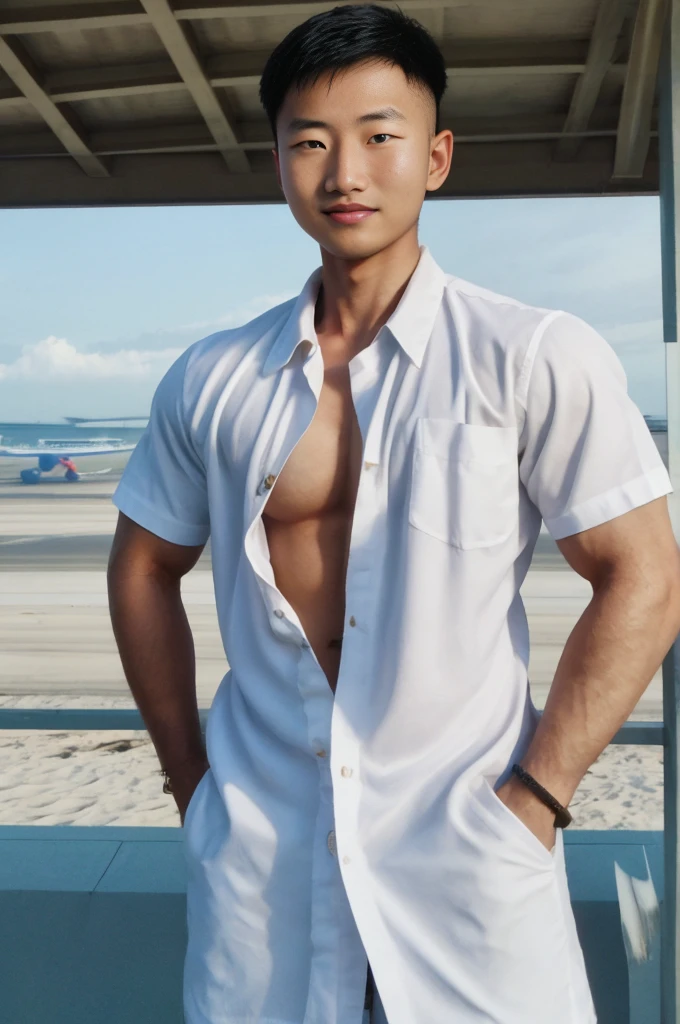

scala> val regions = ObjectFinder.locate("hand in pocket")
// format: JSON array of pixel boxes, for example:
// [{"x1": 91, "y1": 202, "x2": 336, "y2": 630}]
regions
[
  {"x1": 493, "y1": 776, "x2": 557, "y2": 853},
  {"x1": 172, "y1": 762, "x2": 210, "y2": 826}
]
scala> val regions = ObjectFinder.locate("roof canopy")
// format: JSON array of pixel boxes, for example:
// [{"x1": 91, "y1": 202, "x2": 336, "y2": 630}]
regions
[{"x1": 0, "y1": 0, "x2": 666, "y2": 207}]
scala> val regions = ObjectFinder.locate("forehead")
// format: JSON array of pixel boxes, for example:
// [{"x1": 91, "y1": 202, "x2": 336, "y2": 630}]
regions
[{"x1": 278, "y1": 60, "x2": 433, "y2": 126}]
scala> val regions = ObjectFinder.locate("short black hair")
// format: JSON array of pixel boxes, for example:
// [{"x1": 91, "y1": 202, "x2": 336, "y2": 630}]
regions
[{"x1": 259, "y1": 3, "x2": 447, "y2": 143}]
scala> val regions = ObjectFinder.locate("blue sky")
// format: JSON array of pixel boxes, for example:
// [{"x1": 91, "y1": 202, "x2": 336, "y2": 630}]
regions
[{"x1": 0, "y1": 195, "x2": 666, "y2": 421}]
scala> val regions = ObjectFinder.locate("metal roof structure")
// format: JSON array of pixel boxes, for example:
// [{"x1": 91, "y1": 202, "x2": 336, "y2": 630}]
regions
[
  {"x1": 0, "y1": 0, "x2": 668, "y2": 206},
  {"x1": 3, "y1": 1, "x2": 680, "y2": 1021}
]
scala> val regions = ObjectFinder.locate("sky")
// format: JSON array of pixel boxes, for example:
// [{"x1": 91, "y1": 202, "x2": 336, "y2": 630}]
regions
[{"x1": 0, "y1": 194, "x2": 667, "y2": 422}]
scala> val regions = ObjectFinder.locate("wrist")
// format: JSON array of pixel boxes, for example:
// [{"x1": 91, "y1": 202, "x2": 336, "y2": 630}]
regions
[
  {"x1": 495, "y1": 776, "x2": 559, "y2": 852},
  {"x1": 503, "y1": 774, "x2": 553, "y2": 816},
  {"x1": 516, "y1": 759, "x2": 579, "y2": 808},
  {"x1": 159, "y1": 753, "x2": 209, "y2": 795},
  {"x1": 510, "y1": 763, "x2": 574, "y2": 828}
]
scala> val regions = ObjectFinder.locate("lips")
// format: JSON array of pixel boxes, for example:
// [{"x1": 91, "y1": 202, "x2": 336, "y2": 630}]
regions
[{"x1": 324, "y1": 205, "x2": 376, "y2": 225}]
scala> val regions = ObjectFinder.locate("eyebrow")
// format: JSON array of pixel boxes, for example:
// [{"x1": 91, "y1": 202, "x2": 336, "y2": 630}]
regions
[{"x1": 286, "y1": 107, "x2": 407, "y2": 134}]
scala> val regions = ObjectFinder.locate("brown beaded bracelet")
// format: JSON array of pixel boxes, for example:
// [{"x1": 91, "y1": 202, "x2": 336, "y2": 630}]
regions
[{"x1": 511, "y1": 763, "x2": 573, "y2": 828}]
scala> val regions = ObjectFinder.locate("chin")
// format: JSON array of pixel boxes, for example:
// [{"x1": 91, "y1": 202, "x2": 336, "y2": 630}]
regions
[{"x1": 318, "y1": 232, "x2": 398, "y2": 262}]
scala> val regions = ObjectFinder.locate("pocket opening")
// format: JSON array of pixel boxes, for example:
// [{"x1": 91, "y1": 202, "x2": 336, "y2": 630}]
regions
[
  {"x1": 182, "y1": 767, "x2": 211, "y2": 834},
  {"x1": 468, "y1": 776, "x2": 557, "y2": 866}
]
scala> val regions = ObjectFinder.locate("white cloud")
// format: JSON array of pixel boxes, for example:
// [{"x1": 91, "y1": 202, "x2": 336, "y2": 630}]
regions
[
  {"x1": 0, "y1": 335, "x2": 185, "y2": 381},
  {"x1": 0, "y1": 293, "x2": 299, "y2": 382},
  {"x1": 0, "y1": 291, "x2": 301, "y2": 419}
]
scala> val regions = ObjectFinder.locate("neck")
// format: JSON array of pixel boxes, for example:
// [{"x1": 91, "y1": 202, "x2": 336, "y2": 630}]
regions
[{"x1": 314, "y1": 229, "x2": 421, "y2": 363}]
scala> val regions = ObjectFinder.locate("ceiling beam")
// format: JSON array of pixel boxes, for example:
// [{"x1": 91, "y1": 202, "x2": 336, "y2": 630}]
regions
[
  {"x1": 0, "y1": 0, "x2": 472, "y2": 35},
  {"x1": 238, "y1": 113, "x2": 629, "y2": 148},
  {"x1": 0, "y1": 112, "x2": 635, "y2": 159},
  {"x1": 206, "y1": 41, "x2": 597, "y2": 85},
  {"x1": 46, "y1": 60, "x2": 185, "y2": 102},
  {"x1": 0, "y1": 36, "x2": 109, "y2": 177},
  {"x1": 138, "y1": 0, "x2": 249, "y2": 172},
  {"x1": 172, "y1": 0, "x2": 503, "y2": 19},
  {"x1": 555, "y1": 0, "x2": 631, "y2": 161},
  {"x1": 0, "y1": 43, "x2": 620, "y2": 110},
  {"x1": 613, "y1": 0, "x2": 668, "y2": 178},
  {"x1": 0, "y1": 3, "x2": 146, "y2": 34},
  {"x1": 0, "y1": 139, "x2": 660, "y2": 208}
]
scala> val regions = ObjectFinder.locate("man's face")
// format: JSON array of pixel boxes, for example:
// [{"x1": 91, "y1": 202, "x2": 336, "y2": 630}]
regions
[{"x1": 272, "y1": 60, "x2": 453, "y2": 260}]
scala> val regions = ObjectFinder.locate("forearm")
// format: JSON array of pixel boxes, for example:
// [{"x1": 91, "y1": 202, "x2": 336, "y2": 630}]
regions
[
  {"x1": 521, "y1": 573, "x2": 680, "y2": 807},
  {"x1": 108, "y1": 567, "x2": 207, "y2": 778}
]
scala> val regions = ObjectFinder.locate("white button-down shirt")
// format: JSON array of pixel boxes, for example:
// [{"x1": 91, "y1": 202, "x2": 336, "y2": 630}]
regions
[{"x1": 113, "y1": 246, "x2": 672, "y2": 1024}]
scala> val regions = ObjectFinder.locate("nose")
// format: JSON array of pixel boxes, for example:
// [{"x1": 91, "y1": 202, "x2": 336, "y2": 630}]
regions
[{"x1": 324, "y1": 139, "x2": 368, "y2": 195}]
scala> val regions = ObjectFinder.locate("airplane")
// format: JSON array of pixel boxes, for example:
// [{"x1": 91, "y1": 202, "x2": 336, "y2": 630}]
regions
[{"x1": 0, "y1": 437, "x2": 136, "y2": 484}]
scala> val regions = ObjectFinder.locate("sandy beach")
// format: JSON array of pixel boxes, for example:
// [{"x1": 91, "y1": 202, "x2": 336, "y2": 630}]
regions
[{"x1": 0, "y1": 469, "x2": 666, "y2": 830}]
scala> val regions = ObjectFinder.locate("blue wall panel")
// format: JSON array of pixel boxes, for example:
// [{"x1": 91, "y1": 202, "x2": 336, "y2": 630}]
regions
[{"x1": 0, "y1": 827, "x2": 666, "y2": 1024}]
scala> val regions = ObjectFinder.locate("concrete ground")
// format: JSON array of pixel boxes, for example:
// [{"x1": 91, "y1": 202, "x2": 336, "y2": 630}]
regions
[
  {"x1": 0, "y1": 467, "x2": 667, "y2": 828},
  {"x1": 0, "y1": 471, "x2": 662, "y2": 715}
]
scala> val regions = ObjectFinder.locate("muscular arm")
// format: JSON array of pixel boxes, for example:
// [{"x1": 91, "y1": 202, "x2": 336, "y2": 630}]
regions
[
  {"x1": 498, "y1": 495, "x2": 680, "y2": 848},
  {"x1": 107, "y1": 511, "x2": 209, "y2": 822}
]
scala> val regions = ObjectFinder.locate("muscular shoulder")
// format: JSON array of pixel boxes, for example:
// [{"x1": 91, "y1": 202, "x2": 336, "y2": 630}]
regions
[
  {"x1": 183, "y1": 297, "x2": 297, "y2": 393},
  {"x1": 439, "y1": 276, "x2": 568, "y2": 411},
  {"x1": 444, "y1": 276, "x2": 558, "y2": 362},
  {"x1": 152, "y1": 296, "x2": 296, "y2": 444}
]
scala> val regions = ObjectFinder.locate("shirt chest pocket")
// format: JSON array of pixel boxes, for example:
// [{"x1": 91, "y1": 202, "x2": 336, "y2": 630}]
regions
[{"x1": 408, "y1": 419, "x2": 519, "y2": 550}]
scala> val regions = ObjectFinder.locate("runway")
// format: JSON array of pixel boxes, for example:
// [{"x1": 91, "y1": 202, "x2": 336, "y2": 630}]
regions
[
  {"x1": 0, "y1": 470, "x2": 666, "y2": 827},
  {"x1": 0, "y1": 472, "x2": 662, "y2": 715}
]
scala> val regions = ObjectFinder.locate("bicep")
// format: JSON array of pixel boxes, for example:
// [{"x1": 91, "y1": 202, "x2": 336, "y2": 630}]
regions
[
  {"x1": 108, "y1": 511, "x2": 205, "y2": 582},
  {"x1": 556, "y1": 495, "x2": 680, "y2": 590}
]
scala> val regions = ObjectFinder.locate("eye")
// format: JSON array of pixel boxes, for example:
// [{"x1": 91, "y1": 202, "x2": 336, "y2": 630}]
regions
[
  {"x1": 369, "y1": 133, "x2": 393, "y2": 144},
  {"x1": 295, "y1": 139, "x2": 325, "y2": 150}
]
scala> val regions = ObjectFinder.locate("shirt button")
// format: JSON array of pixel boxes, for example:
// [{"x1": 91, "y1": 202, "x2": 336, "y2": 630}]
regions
[
  {"x1": 274, "y1": 609, "x2": 285, "y2": 619},
  {"x1": 342, "y1": 855, "x2": 351, "y2": 865},
  {"x1": 263, "y1": 473, "x2": 277, "y2": 490},
  {"x1": 349, "y1": 616, "x2": 356, "y2": 627},
  {"x1": 327, "y1": 830, "x2": 337, "y2": 855},
  {"x1": 316, "y1": 749, "x2": 327, "y2": 758},
  {"x1": 340, "y1": 766, "x2": 353, "y2": 778}
]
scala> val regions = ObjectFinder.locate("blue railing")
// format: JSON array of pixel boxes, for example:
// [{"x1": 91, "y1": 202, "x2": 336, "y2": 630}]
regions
[
  {"x1": 0, "y1": 709, "x2": 663, "y2": 745},
  {"x1": 0, "y1": 708, "x2": 209, "y2": 731}
]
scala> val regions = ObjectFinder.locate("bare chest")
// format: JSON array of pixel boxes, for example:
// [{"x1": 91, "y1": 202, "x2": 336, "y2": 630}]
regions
[{"x1": 263, "y1": 365, "x2": 363, "y2": 524}]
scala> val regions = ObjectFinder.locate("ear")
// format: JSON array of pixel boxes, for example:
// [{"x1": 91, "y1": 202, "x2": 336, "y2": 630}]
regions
[{"x1": 426, "y1": 130, "x2": 454, "y2": 193}]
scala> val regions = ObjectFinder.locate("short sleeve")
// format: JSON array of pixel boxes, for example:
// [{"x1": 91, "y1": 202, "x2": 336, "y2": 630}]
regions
[
  {"x1": 517, "y1": 311, "x2": 672, "y2": 540},
  {"x1": 112, "y1": 349, "x2": 210, "y2": 546}
]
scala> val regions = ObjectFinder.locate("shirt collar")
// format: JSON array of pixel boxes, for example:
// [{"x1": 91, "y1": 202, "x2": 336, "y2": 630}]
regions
[
  {"x1": 262, "y1": 244, "x2": 447, "y2": 376},
  {"x1": 383, "y1": 245, "x2": 448, "y2": 368},
  {"x1": 262, "y1": 266, "x2": 322, "y2": 377}
]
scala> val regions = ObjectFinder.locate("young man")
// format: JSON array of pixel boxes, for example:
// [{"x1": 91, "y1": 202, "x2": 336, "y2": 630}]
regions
[{"x1": 108, "y1": 5, "x2": 680, "y2": 1023}]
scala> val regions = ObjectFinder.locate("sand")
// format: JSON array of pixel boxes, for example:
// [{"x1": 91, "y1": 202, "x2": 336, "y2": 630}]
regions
[
  {"x1": 0, "y1": 693, "x2": 664, "y2": 830},
  {"x1": 0, "y1": 472, "x2": 666, "y2": 830}
]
